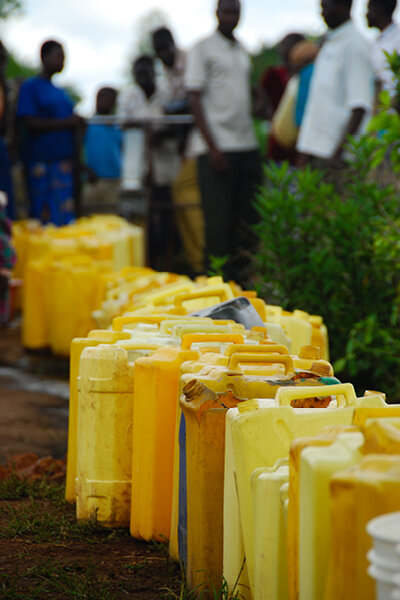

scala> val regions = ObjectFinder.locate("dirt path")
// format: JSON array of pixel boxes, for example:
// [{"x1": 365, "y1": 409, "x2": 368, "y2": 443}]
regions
[
  {"x1": 0, "y1": 324, "x2": 69, "y2": 464},
  {"x1": 0, "y1": 323, "x2": 184, "y2": 599}
]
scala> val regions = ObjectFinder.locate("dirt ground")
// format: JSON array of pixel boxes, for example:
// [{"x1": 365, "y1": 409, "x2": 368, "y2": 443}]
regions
[{"x1": 0, "y1": 321, "x2": 183, "y2": 599}]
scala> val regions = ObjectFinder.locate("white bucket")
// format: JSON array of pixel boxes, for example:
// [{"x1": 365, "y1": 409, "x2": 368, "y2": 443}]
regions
[
  {"x1": 368, "y1": 549, "x2": 400, "y2": 573},
  {"x1": 368, "y1": 564, "x2": 400, "y2": 600},
  {"x1": 367, "y1": 512, "x2": 400, "y2": 567}
]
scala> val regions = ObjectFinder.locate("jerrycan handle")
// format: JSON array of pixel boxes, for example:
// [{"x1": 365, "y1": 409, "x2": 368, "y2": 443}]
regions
[
  {"x1": 174, "y1": 287, "x2": 230, "y2": 307},
  {"x1": 181, "y1": 333, "x2": 244, "y2": 350},
  {"x1": 228, "y1": 353, "x2": 294, "y2": 374},
  {"x1": 275, "y1": 382, "x2": 357, "y2": 407},
  {"x1": 225, "y1": 344, "x2": 289, "y2": 358},
  {"x1": 112, "y1": 315, "x2": 165, "y2": 331}
]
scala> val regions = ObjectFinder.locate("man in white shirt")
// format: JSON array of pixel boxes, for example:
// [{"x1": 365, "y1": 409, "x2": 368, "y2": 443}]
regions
[
  {"x1": 185, "y1": 0, "x2": 262, "y2": 285},
  {"x1": 297, "y1": 0, "x2": 374, "y2": 166},
  {"x1": 118, "y1": 55, "x2": 181, "y2": 269},
  {"x1": 367, "y1": 0, "x2": 400, "y2": 96}
]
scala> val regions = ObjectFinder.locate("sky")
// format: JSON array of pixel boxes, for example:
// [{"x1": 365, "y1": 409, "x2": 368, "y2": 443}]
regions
[{"x1": 0, "y1": 0, "x2": 383, "y2": 114}]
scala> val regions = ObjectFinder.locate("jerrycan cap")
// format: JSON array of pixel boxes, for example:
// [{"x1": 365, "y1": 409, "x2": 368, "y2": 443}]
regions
[
  {"x1": 309, "y1": 363, "x2": 331, "y2": 377},
  {"x1": 237, "y1": 398, "x2": 259, "y2": 414},
  {"x1": 299, "y1": 345, "x2": 321, "y2": 360},
  {"x1": 183, "y1": 379, "x2": 205, "y2": 400}
]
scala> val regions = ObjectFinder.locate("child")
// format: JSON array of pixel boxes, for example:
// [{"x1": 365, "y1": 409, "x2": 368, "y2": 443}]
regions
[
  {"x1": 82, "y1": 87, "x2": 122, "y2": 211},
  {"x1": 0, "y1": 192, "x2": 16, "y2": 326}
]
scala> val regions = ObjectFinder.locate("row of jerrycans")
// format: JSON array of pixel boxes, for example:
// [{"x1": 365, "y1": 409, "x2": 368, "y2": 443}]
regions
[
  {"x1": 170, "y1": 352, "x2": 339, "y2": 593},
  {"x1": 179, "y1": 381, "x2": 396, "y2": 597},
  {"x1": 68, "y1": 312, "x2": 331, "y2": 530},
  {"x1": 69, "y1": 313, "x2": 278, "y2": 510},
  {"x1": 68, "y1": 315, "x2": 251, "y2": 506},
  {"x1": 247, "y1": 408, "x2": 400, "y2": 600}
]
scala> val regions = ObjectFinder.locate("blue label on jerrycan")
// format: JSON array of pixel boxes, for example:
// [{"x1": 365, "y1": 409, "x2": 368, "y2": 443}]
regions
[{"x1": 178, "y1": 413, "x2": 188, "y2": 572}]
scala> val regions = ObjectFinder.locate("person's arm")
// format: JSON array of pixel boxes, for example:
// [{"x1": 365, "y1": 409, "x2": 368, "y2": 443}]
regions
[
  {"x1": 188, "y1": 90, "x2": 227, "y2": 172},
  {"x1": 23, "y1": 114, "x2": 84, "y2": 133},
  {"x1": 328, "y1": 107, "x2": 366, "y2": 167}
]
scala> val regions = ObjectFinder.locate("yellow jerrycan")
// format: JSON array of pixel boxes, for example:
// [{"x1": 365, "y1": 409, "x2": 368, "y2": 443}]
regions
[
  {"x1": 309, "y1": 315, "x2": 329, "y2": 360},
  {"x1": 66, "y1": 330, "x2": 131, "y2": 503},
  {"x1": 240, "y1": 290, "x2": 268, "y2": 321},
  {"x1": 169, "y1": 352, "x2": 294, "y2": 564},
  {"x1": 179, "y1": 380, "x2": 254, "y2": 592},
  {"x1": 22, "y1": 258, "x2": 51, "y2": 349},
  {"x1": 177, "y1": 354, "x2": 326, "y2": 593},
  {"x1": 286, "y1": 424, "x2": 358, "y2": 600},
  {"x1": 130, "y1": 344, "x2": 199, "y2": 542},
  {"x1": 48, "y1": 258, "x2": 112, "y2": 356},
  {"x1": 76, "y1": 342, "x2": 148, "y2": 527},
  {"x1": 324, "y1": 421, "x2": 400, "y2": 600},
  {"x1": 278, "y1": 311, "x2": 313, "y2": 355},
  {"x1": 326, "y1": 455, "x2": 400, "y2": 600},
  {"x1": 229, "y1": 383, "x2": 374, "y2": 594},
  {"x1": 223, "y1": 400, "x2": 276, "y2": 600},
  {"x1": 251, "y1": 459, "x2": 290, "y2": 600},
  {"x1": 298, "y1": 431, "x2": 365, "y2": 600}
]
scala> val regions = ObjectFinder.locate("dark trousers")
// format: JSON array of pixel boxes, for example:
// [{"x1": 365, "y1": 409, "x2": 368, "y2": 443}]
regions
[{"x1": 197, "y1": 150, "x2": 263, "y2": 285}]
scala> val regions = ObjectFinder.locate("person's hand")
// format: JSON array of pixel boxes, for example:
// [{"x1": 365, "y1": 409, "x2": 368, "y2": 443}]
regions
[
  {"x1": 67, "y1": 114, "x2": 86, "y2": 130},
  {"x1": 209, "y1": 146, "x2": 228, "y2": 173}
]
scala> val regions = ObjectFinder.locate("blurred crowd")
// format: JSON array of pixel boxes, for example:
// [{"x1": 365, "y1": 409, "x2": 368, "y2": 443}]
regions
[{"x1": 0, "y1": 0, "x2": 399, "y2": 321}]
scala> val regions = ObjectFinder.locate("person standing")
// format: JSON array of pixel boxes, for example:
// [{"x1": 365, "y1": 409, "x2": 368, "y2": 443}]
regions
[
  {"x1": 16, "y1": 40, "x2": 84, "y2": 225},
  {"x1": 118, "y1": 55, "x2": 181, "y2": 270},
  {"x1": 152, "y1": 27, "x2": 205, "y2": 276},
  {"x1": 185, "y1": 0, "x2": 262, "y2": 285},
  {"x1": 367, "y1": 0, "x2": 400, "y2": 97},
  {"x1": 83, "y1": 87, "x2": 122, "y2": 212},
  {"x1": 0, "y1": 41, "x2": 15, "y2": 220},
  {"x1": 297, "y1": 0, "x2": 374, "y2": 167}
]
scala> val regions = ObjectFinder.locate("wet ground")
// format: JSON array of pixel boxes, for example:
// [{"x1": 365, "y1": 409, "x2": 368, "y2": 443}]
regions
[{"x1": 0, "y1": 321, "x2": 70, "y2": 464}]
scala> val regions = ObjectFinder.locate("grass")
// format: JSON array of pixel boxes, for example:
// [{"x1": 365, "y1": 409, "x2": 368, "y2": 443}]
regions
[
  {"x1": 0, "y1": 562, "x2": 120, "y2": 600},
  {"x1": 0, "y1": 475, "x2": 245, "y2": 599}
]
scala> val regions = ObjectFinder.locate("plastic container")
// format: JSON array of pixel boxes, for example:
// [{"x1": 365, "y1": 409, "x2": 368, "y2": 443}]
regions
[
  {"x1": 76, "y1": 344, "x2": 136, "y2": 527},
  {"x1": 65, "y1": 330, "x2": 131, "y2": 503},
  {"x1": 176, "y1": 366, "x2": 338, "y2": 591},
  {"x1": 309, "y1": 315, "x2": 329, "y2": 360},
  {"x1": 326, "y1": 456, "x2": 400, "y2": 600},
  {"x1": 367, "y1": 512, "x2": 400, "y2": 564},
  {"x1": 229, "y1": 383, "x2": 385, "y2": 593},
  {"x1": 286, "y1": 424, "x2": 358, "y2": 600},
  {"x1": 368, "y1": 564, "x2": 400, "y2": 600},
  {"x1": 48, "y1": 258, "x2": 112, "y2": 356},
  {"x1": 179, "y1": 380, "x2": 249, "y2": 591},
  {"x1": 298, "y1": 432, "x2": 365, "y2": 600},
  {"x1": 251, "y1": 459, "x2": 290, "y2": 600},
  {"x1": 278, "y1": 312, "x2": 313, "y2": 356},
  {"x1": 130, "y1": 345, "x2": 199, "y2": 542}
]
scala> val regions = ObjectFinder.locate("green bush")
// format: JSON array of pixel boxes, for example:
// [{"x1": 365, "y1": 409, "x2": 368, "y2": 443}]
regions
[{"x1": 253, "y1": 137, "x2": 400, "y2": 400}]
